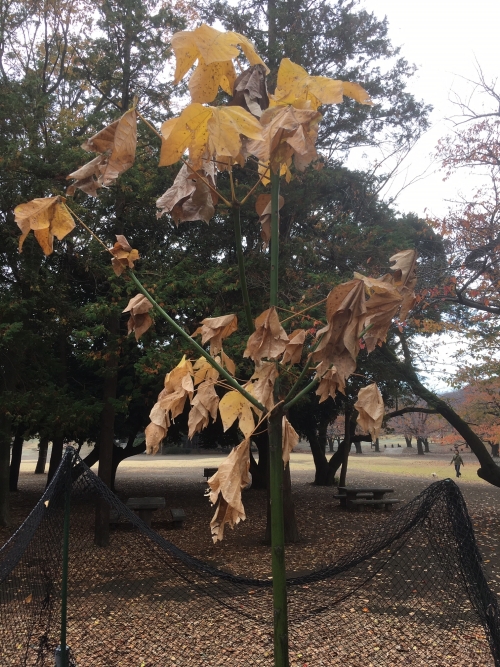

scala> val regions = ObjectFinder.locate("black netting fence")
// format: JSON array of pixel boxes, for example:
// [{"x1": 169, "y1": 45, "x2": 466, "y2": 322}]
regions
[{"x1": 1, "y1": 447, "x2": 500, "y2": 666}]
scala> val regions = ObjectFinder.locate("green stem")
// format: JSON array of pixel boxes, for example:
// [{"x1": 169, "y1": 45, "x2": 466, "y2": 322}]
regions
[
  {"x1": 60, "y1": 464, "x2": 71, "y2": 667},
  {"x1": 128, "y1": 271, "x2": 264, "y2": 412},
  {"x1": 232, "y1": 204, "x2": 254, "y2": 333},
  {"x1": 268, "y1": 407, "x2": 289, "y2": 667},
  {"x1": 284, "y1": 377, "x2": 319, "y2": 411},
  {"x1": 270, "y1": 170, "x2": 280, "y2": 307},
  {"x1": 282, "y1": 333, "x2": 324, "y2": 405}
]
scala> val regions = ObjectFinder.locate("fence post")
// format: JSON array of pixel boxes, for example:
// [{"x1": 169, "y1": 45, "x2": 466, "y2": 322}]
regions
[{"x1": 57, "y1": 454, "x2": 71, "y2": 667}]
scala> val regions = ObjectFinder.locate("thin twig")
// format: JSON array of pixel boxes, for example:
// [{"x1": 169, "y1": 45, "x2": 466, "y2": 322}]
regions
[
  {"x1": 181, "y1": 158, "x2": 232, "y2": 207},
  {"x1": 240, "y1": 165, "x2": 271, "y2": 206},
  {"x1": 280, "y1": 297, "x2": 328, "y2": 325},
  {"x1": 136, "y1": 110, "x2": 163, "y2": 140},
  {"x1": 64, "y1": 204, "x2": 111, "y2": 253}
]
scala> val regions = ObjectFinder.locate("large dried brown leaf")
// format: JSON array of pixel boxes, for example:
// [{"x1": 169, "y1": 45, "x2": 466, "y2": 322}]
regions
[
  {"x1": 254, "y1": 193, "x2": 284, "y2": 249},
  {"x1": 156, "y1": 164, "x2": 216, "y2": 224},
  {"x1": 282, "y1": 416, "x2": 299, "y2": 466},
  {"x1": 354, "y1": 383, "x2": 384, "y2": 441},
  {"x1": 246, "y1": 361, "x2": 278, "y2": 411},
  {"x1": 229, "y1": 64, "x2": 269, "y2": 117},
  {"x1": 14, "y1": 196, "x2": 75, "y2": 255},
  {"x1": 66, "y1": 154, "x2": 107, "y2": 197},
  {"x1": 123, "y1": 294, "x2": 154, "y2": 340},
  {"x1": 243, "y1": 307, "x2": 289, "y2": 363},
  {"x1": 109, "y1": 235, "x2": 140, "y2": 276},
  {"x1": 188, "y1": 380, "x2": 220, "y2": 439},
  {"x1": 312, "y1": 280, "x2": 366, "y2": 381},
  {"x1": 192, "y1": 314, "x2": 238, "y2": 356},
  {"x1": 315, "y1": 365, "x2": 345, "y2": 401},
  {"x1": 145, "y1": 397, "x2": 171, "y2": 454},
  {"x1": 78, "y1": 109, "x2": 137, "y2": 189},
  {"x1": 208, "y1": 438, "x2": 251, "y2": 542},
  {"x1": 282, "y1": 329, "x2": 306, "y2": 365},
  {"x1": 247, "y1": 105, "x2": 321, "y2": 175},
  {"x1": 390, "y1": 249, "x2": 417, "y2": 321}
]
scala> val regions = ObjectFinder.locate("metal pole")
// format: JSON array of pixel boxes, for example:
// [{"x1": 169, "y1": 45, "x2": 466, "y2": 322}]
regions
[
  {"x1": 59, "y1": 458, "x2": 71, "y2": 667},
  {"x1": 268, "y1": 168, "x2": 289, "y2": 667}
]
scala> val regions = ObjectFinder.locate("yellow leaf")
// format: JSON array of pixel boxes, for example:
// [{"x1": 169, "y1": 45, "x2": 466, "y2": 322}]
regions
[
  {"x1": 193, "y1": 357, "x2": 219, "y2": 386},
  {"x1": 273, "y1": 58, "x2": 372, "y2": 110},
  {"x1": 219, "y1": 391, "x2": 255, "y2": 438},
  {"x1": 14, "y1": 196, "x2": 75, "y2": 255},
  {"x1": 171, "y1": 25, "x2": 268, "y2": 102},
  {"x1": 159, "y1": 103, "x2": 212, "y2": 169}
]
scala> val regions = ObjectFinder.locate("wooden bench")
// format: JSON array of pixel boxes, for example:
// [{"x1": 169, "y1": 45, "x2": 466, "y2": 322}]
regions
[
  {"x1": 333, "y1": 492, "x2": 373, "y2": 507},
  {"x1": 126, "y1": 497, "x2": 166, "y2": 527},
  {"x1": 203, "y1": 467, "x2": 218, "y2": 481},
  {"x1": 170, "y1": 508, "x2": 186, "y2": 529},
  {"x1": 347, "y1": 498, "x2": 401, "y2": 512}
]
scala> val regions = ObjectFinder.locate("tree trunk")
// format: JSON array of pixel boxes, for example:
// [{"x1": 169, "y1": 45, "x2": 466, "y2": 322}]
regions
[
  {"x1": 491, "y1": 443, "x2": 499, "y2": 458},
  {"x1": 110, "y1": 433, "x2": 143, "y2": 491},
  {"x1": 95, "y1": 316, "x2": 119, "y2": 547},
  {"x1": 47, "y1": 436, "x2": 64, "y2": 484},
  {"x1": 353, "y1": 441, "x2": 363, "y2": 454},
  {"x1": 380, "y1": 343, "x2": 500, "y2": 487},
  {"x1": 327, "y1": 436, "x2": 334, "y2": 453},
  {"x1": 9, "y1": 428, "x2": 24, "y2": 492},
  {"x1": 416, "y1": 437, "x2": 425, "y2": 456},
  {"x1": 0, "y1": 413, "x2": 11, "y2": 526},
  {"x1": 423, "y1": 437, "x2": 430, "y2": 453},
  {"x1": 374, "y1": 438, "x2": 380, "y2": 452},
  {"x1": 339, "y1": 410, "x2": 355, "y2": 487},
  {"x1": 405, "y1": 435, "x2": 412, "y2": 448},
  {"x1": 35, "y1": 436, "x2": 49, "y2": 474},
  {"x1": 250, "y1": 431, "x2": 269, "y2": 489}
]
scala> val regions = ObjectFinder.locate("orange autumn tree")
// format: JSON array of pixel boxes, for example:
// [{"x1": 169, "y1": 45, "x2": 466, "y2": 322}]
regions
[{"x1": 13, "y1": 23, "x2": 419, "y2": 666}]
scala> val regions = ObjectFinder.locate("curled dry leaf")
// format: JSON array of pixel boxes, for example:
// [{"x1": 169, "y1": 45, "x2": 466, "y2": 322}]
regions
[
  {"x1": 255, "y1": 193, "x2": 284, "y2": 249},
  {"x1": 315, "y1": 365, "x2": 345, "y2": 401},
  {"x1": 68, "y1": 109, "x2": 137, "y2": 195},
  {"x1": 159, "y1": 103, "x2": 263, "y2": 171},
  {"x1": 109, "y1": 234, "x2": 140, "y2": 276},
  {"x1": 193, "y1": 356, "x2": 219, "y2": 386},
  {"x1": 272, "y1": 58, "x2": 372, "y2": 110},
  {"x1": 156, "y1": 164, "x2": 216, "y2": 224},
  {"x1": 192, "y1": 313, "x2": 238, "y2": 356},
  {"x1": 207, "y1": 437, "x2": 251, "y2": 542},
  {"x1": 123, "y1": 294, "x2": 153, "y2": 340},
  {"x1": 229, "y1": 64, "x2": 269, "y2": 117},
  {"x1": 188, "y1": 379, "x2": 219, "y2": 439},
  {"x1": 146, "y1": 396, "x2": 171, "y2": 454},
  {"x1": 355, "y1": 249, "x2": 417, "y2": 351},
  {"x1": 282, "y1": 329, "x2": 306, "y2": 365},
  {"x1": 282, "y1": 416, "x2": 299, "y2": 466},
  {"x1": 354, "y1": 383, "x2": 384, "y2": 441},
  {"x1": 247, "y1": 105, "x2": 322, "y2": 176},
  {"x1": 246, "y1": 361, "x2": 278, "y2": 411},
  {"x1": 14, "y1": 196, "x2": 75, "y2": 255},
  {"x1": 218, "y1": 390, "x2": 255, "y2": 438},
  {"x1": 312, "y1": 280, "x2": 366, "y2": 384},
  {"x1": 243, "y1": 307, "x2": 289, "y2": 363}
]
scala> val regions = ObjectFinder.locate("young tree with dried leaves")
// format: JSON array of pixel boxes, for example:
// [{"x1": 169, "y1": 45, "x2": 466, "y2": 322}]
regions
[{"x1": 12, "y1": 21, "x2": 425, "y2": 664}]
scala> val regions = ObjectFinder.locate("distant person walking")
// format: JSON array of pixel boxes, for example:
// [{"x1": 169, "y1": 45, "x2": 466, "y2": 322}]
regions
[{"x1": 450, "y1": 450, "x2": 464, "y2": 478}]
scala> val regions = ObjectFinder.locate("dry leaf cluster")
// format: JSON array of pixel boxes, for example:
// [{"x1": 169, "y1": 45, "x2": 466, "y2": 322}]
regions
[{"x1": 14, "y1": 196, "x2": 75, "y2": 255}]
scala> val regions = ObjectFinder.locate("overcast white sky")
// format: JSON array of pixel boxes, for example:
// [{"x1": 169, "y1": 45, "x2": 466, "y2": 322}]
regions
[
  {"x1": 352, "y1": 0, "x2": 500, "y2": 219},
  {"x1": 350, "y1": 1, "x2": 500, "y2": 391}
]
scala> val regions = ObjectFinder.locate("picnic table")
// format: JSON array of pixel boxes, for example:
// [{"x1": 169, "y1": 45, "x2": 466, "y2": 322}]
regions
[
  {"x1": 336, "y1": 487, "x2": 400, "y2": 511},
  {"x1": 126, "y1": 497, "x2": 166, "y2": 527}
]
